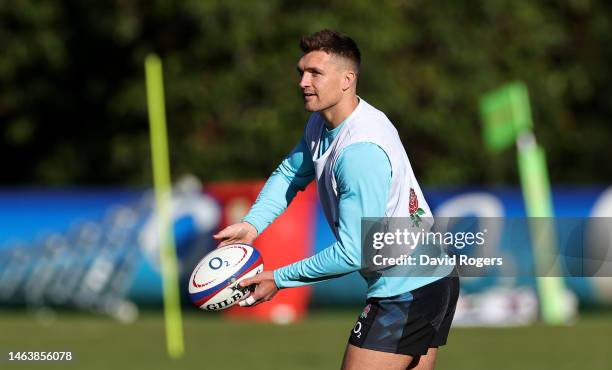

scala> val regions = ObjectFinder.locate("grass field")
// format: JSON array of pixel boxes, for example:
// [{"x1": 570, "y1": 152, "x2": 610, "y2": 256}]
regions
[{"x1": 0, "y1": 309, "x2": 610, "y2": 370}]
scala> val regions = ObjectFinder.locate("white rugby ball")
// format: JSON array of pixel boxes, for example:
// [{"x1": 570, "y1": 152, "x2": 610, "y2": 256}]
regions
[{"x1": 188, "y1": 243, "x2": 263, "y2": 311}]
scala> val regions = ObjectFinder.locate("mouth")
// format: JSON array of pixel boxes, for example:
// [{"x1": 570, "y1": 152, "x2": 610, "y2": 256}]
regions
[{"x1": 303, "y1": 92, "x2": 316, "y2": 101}]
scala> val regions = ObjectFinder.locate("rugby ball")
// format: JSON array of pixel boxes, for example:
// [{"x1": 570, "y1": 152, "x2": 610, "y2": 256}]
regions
[{"x1": 188, "y1": 243, "x2": 263, "y2": 311}]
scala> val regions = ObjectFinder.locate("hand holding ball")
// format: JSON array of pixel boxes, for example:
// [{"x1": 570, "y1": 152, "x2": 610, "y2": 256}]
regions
[{"x1": 188, "y1": 244, "x2": 263, "y2": 311}]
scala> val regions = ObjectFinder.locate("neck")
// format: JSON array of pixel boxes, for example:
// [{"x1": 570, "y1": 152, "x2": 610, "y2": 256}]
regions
[{"x1": 321, "y1": 95, "x2": 359, "y2": 129}]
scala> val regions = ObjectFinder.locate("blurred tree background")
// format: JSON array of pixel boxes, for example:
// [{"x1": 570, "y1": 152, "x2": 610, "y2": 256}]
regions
[{"x1": 1, "y1": 0, "x2": 611, "y2": 186}]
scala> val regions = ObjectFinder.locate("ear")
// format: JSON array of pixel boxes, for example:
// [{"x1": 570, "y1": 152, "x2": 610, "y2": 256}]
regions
[{"x1": 342, "y1": 70, "x2": 357, "y2": 92}]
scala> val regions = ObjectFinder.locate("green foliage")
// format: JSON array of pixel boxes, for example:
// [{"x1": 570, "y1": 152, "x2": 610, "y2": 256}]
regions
[{"x1": 1, "y1": 0, "x2": 611, "y2": 185}]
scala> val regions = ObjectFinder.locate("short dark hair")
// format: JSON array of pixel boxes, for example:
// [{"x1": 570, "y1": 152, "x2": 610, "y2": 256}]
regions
[{"x1": 300, "y1": 29, "x2": 361, "y2": 72}]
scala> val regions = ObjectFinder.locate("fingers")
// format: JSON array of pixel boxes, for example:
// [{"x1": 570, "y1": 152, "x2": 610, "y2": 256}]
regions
[
  {"x1": 236, "y1": 289, "x2": 253, "y2": 306},
  {"x1": 212, "y1": 222, "x2": 258, "y2": 247},
  {"x1": 217, "y1": 239, "x2": 232, "y2": 247},
  {"x1": 238, "y1": 284, "x2": 260, "y2": 307},
  {"x1": 239, "y1": 275, "x2": 262, "y2": 288},
  {"x1": 239, "y1": 296, "x2": 257, "y2": 307},
  {"x1": 237, "y1": 287, "x2": 256, "y2": 304},
  {"x1": 213, "y1": 224, "x2": 234, "y2": 240},
  {"x1": 213, "y1": 225, "x2": 240, "y2": 247},
  {"x1": 237, "y1": 278, "x2": 278, "y2": 308}
]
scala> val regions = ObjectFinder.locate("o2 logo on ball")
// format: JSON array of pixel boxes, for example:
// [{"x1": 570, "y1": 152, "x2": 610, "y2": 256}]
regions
[{"x1": 208, "y1": 257, "x2": 228, "y2": 270}]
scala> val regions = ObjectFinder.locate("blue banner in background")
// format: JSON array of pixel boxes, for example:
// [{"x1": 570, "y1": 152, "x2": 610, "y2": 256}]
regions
[
  {"x1": 1, "y1": 186, "x2": 612, "y2": 307},
  {"x1": 0, "y1": 189, "x2": 142, "y2": 246},
  {"x1": 0, "y1": 188, "x2": 220, "y2": 309}
]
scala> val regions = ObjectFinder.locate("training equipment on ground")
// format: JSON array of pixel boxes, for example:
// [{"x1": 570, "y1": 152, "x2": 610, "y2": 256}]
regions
[{"x1": 188, "y1": 244, "x2": 263, "y2": 311}]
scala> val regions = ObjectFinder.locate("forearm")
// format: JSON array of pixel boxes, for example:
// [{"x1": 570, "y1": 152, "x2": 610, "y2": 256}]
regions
[
  {"x1": 242, "y1": 169, "x2": 300, "y2": 234},
  {"x1": 242, "y1": 138, "x2": 314, "y2": 234},
  {"x1": 273, "y1": 240, "x2": 359, "y2": 288}
]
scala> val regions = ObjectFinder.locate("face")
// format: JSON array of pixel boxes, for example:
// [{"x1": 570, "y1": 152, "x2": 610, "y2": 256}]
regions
[{"x1": 297, "y1": 51, "x2": 351, "y2": 112}]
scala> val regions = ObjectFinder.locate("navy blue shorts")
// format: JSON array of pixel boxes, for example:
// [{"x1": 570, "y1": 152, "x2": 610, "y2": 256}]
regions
[{"x1": 348, "y1": 274, "x2": 460, "y2": 356}]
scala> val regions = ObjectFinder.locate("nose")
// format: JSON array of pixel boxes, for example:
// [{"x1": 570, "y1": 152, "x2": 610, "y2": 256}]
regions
[{"x1": 299, "y1": 73, "x2": 310, "y2": 89}]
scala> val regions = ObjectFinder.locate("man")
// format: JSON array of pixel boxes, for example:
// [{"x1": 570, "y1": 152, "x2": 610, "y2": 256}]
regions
[{"x1": 213, "y1": 29, "x2": 459, "y2": 370}]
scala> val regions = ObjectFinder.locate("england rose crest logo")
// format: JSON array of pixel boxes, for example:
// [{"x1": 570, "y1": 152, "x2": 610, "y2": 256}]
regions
[
  {"x1": 409, "y1": 188, "x2": 426, "y2": 226},
  {"x1": 360, "y1": 304, "x2": 371, "y2": 319}
]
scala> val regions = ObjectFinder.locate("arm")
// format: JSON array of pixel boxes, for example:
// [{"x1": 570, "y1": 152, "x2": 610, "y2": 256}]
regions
[
  {"x1": 242, "y1": 137, "x2": 315, "y2": 234},
  {"x1": 273, "y1": 142, "x2": 391, "y2": 287},
  {"x1": 214, "y1": 137, "x2": 314, "y2": 245},
  {"x1": 238, "y1": 142, "x2": 391, "y2": 306}
]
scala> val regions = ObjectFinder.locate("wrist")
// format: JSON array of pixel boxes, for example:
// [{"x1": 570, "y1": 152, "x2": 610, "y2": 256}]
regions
[
  {"x1": 242, "y1": 221, "x2": 258, "y2": 236},
  {"x1": 241, "y1": 218, "x2": 262, "y2": 236},
  {"x1": 272, "y1": 269, "x2": 284, "y2": 289}
]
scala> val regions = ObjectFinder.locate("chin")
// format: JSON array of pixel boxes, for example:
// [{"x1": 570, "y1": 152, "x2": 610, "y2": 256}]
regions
[{"x1": 304, "y1": 103, "x2": 318, "y2": 112}]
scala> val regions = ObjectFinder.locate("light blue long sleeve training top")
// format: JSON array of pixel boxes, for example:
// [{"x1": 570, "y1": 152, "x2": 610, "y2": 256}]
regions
[{"x1": 243, "y1": 120, "x2": 392, "y2": 288}]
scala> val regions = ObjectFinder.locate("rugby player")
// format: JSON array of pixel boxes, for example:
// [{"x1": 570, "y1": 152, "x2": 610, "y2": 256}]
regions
[{"x1": 214, "y1": 29, "x2": 459, "y2": 370}]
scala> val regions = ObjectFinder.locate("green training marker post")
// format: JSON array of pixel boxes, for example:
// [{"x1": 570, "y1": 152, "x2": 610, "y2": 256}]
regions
[
  {"x1": 480, "y1": 81, "x2": 571, "y2": 325},
  {"x1": 145, "y1": 54, "x2": 185, "y2": 358},
  {"x1": 517, "y1": 135, "x2": 570, "y2": 325},
  {"x1": 479, "y1": 82, "x2": 533, "y2": 153}
]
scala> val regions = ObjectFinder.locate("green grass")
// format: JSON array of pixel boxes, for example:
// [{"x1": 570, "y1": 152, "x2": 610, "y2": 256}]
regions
[{"x1": 0, "y1": 309, "x2": 610, "y2": 370}]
